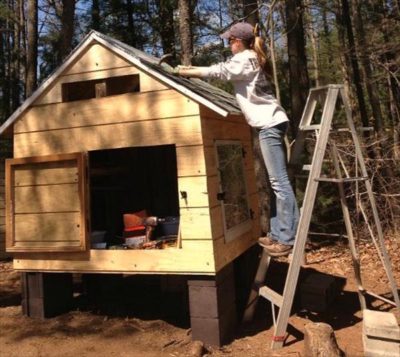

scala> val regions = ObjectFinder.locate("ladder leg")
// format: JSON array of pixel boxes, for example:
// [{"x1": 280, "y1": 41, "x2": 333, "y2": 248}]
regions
[
  {"x1": 341, "y1": 88, "x2": 400, "y2": 311},
  {"x1": 271, "y1": 87, "x2": 340, "y2": 350},
  {"x1": 330, "y1": 143, "x2": 367, "y2": 309},
  {"x1": 362, "y1": 181, "x2": 400, "y2": 310},
  {"x1": 242, "y1": 249, "x2": 272, "y2": 322}
]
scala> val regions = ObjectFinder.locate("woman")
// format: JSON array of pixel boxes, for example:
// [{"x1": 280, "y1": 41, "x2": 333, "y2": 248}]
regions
[{"x1": 174, "y1": 22, "x2": 299, "y2": 257}]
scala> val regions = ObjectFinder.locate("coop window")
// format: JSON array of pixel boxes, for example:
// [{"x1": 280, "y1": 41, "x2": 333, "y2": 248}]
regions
[
  {"x1": 215, "y1": 140, "x2": 252, "y2": 242},
  {"x1": 62, "y1": 74, "x2": 140, "y2": 102}
]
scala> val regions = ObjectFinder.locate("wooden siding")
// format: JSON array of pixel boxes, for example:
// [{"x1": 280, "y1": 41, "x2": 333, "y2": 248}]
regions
[
  {"x1": 65, "y1": 43, "x2": 131, "y2": 75},
  {"x1": 35, "y1": 66, "x2": 167, "y2": 106},
  {"x1": 14, "y1": 90, "x2": 202, "y2": 157}
]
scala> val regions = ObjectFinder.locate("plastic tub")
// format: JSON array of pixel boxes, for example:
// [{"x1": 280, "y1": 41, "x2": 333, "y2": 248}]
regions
[
  {"x1": 158, "y1": 216, "x2": 179, "y2": 236},
  {"x1": 91, "y1": 242, "x2": 107, "y2": 249},
  {"x1": 90, "y1": 231, "x2": 107, "y2": 243}
]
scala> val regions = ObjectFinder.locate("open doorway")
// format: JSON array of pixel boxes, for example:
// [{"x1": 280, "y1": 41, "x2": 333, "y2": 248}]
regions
[{"x1": 88, "y1": 145, "x2": 180, "y2": 249}]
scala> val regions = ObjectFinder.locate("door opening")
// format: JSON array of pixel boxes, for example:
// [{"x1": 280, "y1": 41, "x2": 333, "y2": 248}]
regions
[{"x1": 88, "y1": 145, "x2": 179, "y2": 249}]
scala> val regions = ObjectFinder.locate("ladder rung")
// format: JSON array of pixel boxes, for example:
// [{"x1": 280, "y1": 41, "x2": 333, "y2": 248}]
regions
[
  {"x1": 315, "y1": 176, "x2": 368, "y2": 183},
  {"x1": 259, "y1": 286, "x2": 284, "y2": 308},
  {"x1": 302, "y1": 164, "x2": 311, "y2": 171},
  {"x1": 300, "y1": 124, "x2": 321, "y2": 131},
  {"x1": 363, "y1": 290, "x2": 397, "y2": 307},
  {"x1": 310, "y1": 84, "x2": 344, "y2": 92}
]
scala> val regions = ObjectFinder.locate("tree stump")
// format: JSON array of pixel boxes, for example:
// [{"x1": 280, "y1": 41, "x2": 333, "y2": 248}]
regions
[{"x1": 304, "y1": 322, "x2": 343, "y2": 357}]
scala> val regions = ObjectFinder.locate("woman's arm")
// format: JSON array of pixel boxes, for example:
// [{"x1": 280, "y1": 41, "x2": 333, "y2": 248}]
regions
[
  {"x1": 176, "y1": 66, "x2": 209, "y2": 78},
  {"x1": 176, "y1": 55, "x2": 255, "y2": 81}
]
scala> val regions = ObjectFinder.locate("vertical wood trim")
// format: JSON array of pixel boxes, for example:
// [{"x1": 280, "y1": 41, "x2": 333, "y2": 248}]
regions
[
  {"x1": 5, "y1": 158, "x2": 14, "y2": 252},
  {"x1": 77, "y1": 152, "x2": 89, "y2": 251}
]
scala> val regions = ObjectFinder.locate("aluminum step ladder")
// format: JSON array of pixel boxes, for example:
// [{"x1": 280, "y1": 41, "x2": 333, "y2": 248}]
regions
[{"x1": 243, "y1": 84, "x2": 400, "y2": 350}]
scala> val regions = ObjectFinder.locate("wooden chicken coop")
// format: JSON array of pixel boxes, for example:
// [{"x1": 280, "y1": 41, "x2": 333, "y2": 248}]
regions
[{"x1": 0, "y1": 31, "x2": 260, "y2": 346}]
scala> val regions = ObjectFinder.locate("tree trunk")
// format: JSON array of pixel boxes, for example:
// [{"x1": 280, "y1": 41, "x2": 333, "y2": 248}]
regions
[
  {"x1": 158, "y1": 0, "x2": 176, "y2": 58},
  {"x1": 304, "y1": 0, "x2": 320, "y2": 87},
  {"x1": 267, "y1": 4, "x2": 280, "y2": 103},
  {"x1": 242, "y1": 0, "x2": 259, "y2": 24},
  {"x1": 379, "y1": 1, "x2": 400, "y2": 159},
  {"x1": 285, "y1": 0, "x2": 310, "y2": 136},
  {"x1": 11, "y1": 0, "x2": 21, "y2": 112},
  {"x1": 0, "y1": 17, "x2": 6, "y2": 121},
  {"x1": 340, "y1": 0, "x2": 369, "y2": 128},
  {"x1": 352, "y1": 0, "x2": 384, "y2": 133},
  {"x1": 26, "y1": 0, "x2": 38, "y2": 97},
  {"x1": 58, "y1": 0, "x2": 76, "y2": 62},
  {"x1": 335, "y1": 0, "x2": 355, "y2": 118},
  {"x1": 321, "y1": 0, "x2": 335, "y2": 78},
  {"x1": 178, "y1": 0, "x2": 193, "y2": 66},
  {"x1": 2, "y1": 8, "x2": 12, "y2": 119},
  {"x1": 126, "y1": 0, "x2": 136, "y2": 47},
  {"x1": 91, "y1": 0, "x2": 100, "y2": 31}
]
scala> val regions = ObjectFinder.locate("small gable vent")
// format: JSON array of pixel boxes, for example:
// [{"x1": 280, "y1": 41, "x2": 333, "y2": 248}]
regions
[{"x1": 62, "y1": 74, "x2": 140, "y2": 102}]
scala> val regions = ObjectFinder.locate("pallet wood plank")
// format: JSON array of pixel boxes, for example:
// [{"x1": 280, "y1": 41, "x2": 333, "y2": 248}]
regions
[
  {"x1": 13, "y1": 161, "x2": 78, "y2": 186},
  {"x1": 176, "y1": 145, "x2": 207, "y2": 177},
  {"x1": 14, "y1": 212, "x2": 81, "y2": 243},
  {"x1": 14, "y1": 115, "x2": 203, "y2": 158},
  {"x1": 13, "y1": 241, "x2": 216, "y2": 273},
  {"x1": 201, "y1": 115, "x2": 251, "y2": 147},
  {"x1": 14, "y1": 184, "x2": 80, "y2": 213},
  {"x1": 65, "y1": 43, "x2": 131, "y2": 75},
  {"x1": 179, "y1": 207, "x2": 213, "y2": 240},
  {"x1": 178, "y1": 176, "x2": 210, "y2": 208},
  {"x1": 15, "y1": 90, "x2": 199, "y2": 133}
]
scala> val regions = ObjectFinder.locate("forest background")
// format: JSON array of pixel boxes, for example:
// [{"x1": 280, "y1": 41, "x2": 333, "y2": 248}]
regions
[{"x1": 0, "y1": 0, "x2": 399, "y2": 237}]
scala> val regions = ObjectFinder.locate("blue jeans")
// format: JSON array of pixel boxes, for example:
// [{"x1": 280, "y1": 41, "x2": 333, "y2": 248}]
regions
[{"x1": 259, "y1": 122, "x2": 299, "y2": 245}]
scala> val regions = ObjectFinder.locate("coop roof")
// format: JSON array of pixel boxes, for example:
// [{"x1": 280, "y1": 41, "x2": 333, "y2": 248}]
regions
[{"x1": 0, "y1": 30, "x2": 242, "y2": 137}]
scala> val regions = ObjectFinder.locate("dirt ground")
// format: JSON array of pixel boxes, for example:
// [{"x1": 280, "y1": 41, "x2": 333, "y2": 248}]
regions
[{"x1": 1, "y1": 237, "x2": 399, "y2": 357}]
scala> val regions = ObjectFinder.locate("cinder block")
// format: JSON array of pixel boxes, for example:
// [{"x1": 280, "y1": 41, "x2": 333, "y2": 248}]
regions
[
  {"x1": 363, "y1": 309, "x2": 400, "y2": 357},
  {"x1": 187, "y1": 264, "x2": 236, "y2": 346},
  {"x1": 188, "y1": 277, "x2": 235, "y2": 318},
  {"x1": 300, "y1": 272, "x2": 345, "y2": 312},
  {"x1": 190, "y1": 305, "x2": 236, "y2": 346}
]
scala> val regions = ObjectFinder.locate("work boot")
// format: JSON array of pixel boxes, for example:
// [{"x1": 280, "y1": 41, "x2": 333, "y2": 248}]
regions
[
  {"x1": 258, "y1": 236, "x2": 275, "y2": 248},
  {"x1": 265, "y1": 242, "x2": 293, "y2": 257}
]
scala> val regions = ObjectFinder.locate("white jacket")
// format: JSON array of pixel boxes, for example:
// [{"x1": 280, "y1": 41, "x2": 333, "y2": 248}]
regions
[{"x1": 201, "y1": 50, "x2": 289, "y2": 129}]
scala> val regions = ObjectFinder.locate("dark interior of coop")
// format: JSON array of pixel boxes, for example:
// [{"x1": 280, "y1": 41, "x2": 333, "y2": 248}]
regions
[{"x1": 88, "y1": 144, "x2": 180, "y2": 248}]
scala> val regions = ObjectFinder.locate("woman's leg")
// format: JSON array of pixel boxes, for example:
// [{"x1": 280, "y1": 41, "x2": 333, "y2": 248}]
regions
[{"x1": 259, "y1": 122, "x2": 299, "y2": 246}]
